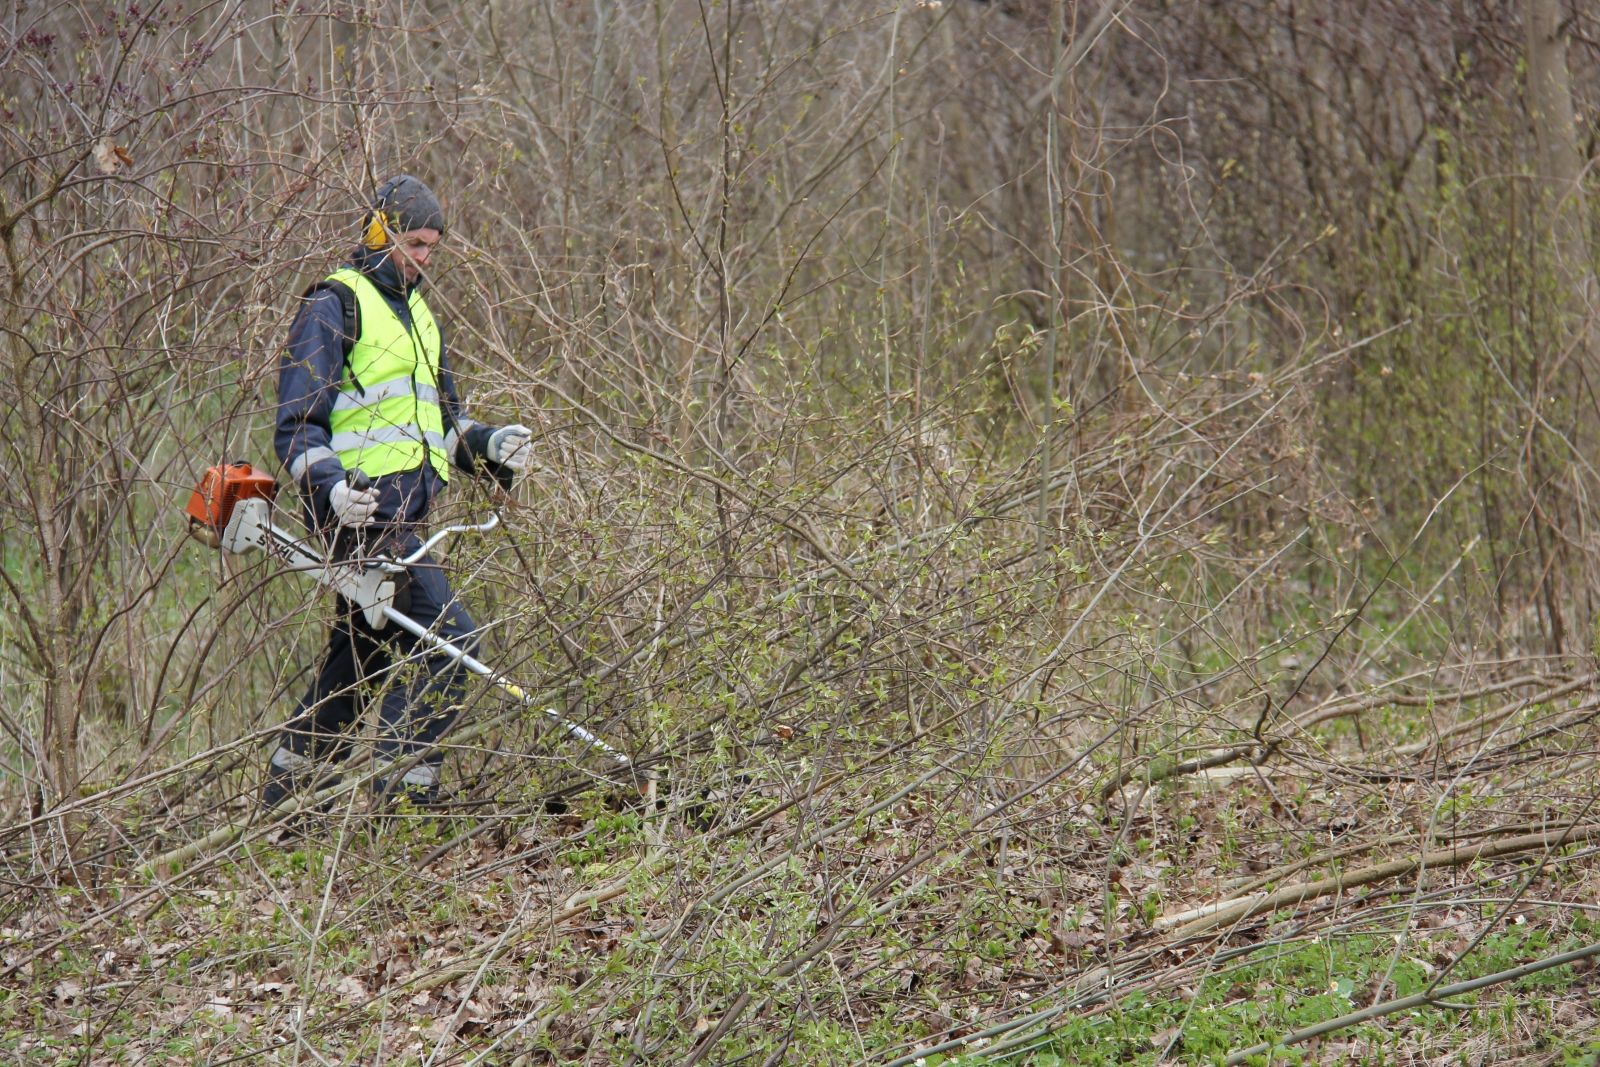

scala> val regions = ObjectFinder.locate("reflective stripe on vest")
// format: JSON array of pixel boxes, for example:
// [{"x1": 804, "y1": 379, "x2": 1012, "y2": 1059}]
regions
[
  {"x1": 331, "y1": 377, "x2": 441, "y2": 413},
  {"x1": 328, "y1": 425, "x2": 449, "y2": 452},
  {"x1": 324, "y1": 267, "x2": 451, "y2": 482}
]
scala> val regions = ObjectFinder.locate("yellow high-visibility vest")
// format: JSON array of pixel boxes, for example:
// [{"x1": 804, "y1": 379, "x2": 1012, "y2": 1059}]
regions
[{"x1": 324, "y1": 267, "x2": 451, "y2": 482}]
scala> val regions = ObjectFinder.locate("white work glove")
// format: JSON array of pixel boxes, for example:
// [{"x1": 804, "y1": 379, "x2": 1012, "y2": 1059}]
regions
[
  {"x1": 486, "y1": 423, "x2": 534, "y2": 471},
  {"x1": 328, "y1": 478, "x2": 380, "y2": 527}
]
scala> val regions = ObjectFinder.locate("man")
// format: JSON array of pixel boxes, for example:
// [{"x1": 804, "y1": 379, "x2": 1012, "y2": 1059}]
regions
[{"x1": 264, "y1": 174, "x2": 532, "y2": 811}]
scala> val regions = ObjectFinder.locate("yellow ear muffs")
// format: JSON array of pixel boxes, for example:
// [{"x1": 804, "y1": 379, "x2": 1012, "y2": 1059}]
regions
[{"x1": 363, "y1": 213, "x2": 389, "y2": 250}]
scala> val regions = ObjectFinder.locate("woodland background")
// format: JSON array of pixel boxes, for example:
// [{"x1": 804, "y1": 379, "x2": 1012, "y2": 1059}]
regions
[{"x1": 2, "y1": 0, "x2": 1600, "y2": 1064}]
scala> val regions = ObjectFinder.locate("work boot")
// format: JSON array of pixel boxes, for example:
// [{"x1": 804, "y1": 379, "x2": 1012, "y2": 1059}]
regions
[
  {"x1": 260, "y1": 746, "x2": 341, "y2": 817},
  {"x1": 372, "y1": 761, "x2": 441, "y2": 817}
]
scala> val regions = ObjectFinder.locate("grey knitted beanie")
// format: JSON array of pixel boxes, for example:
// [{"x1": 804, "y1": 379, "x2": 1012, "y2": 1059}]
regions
[{"x1": 372, "y1": 174, "x2": 446, "y2": 235}]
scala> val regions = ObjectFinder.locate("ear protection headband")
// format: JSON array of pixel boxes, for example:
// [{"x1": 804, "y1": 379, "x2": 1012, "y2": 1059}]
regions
[
  {"x1": 363, "y1": 175, "x2": 405, "y2": 249},
  {"x1": 363, "y1": 209, "x2": 398, "y2": 250}
]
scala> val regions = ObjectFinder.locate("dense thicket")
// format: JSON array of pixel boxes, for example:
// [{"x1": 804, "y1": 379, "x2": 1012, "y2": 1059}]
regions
[{"x1": 1, "y1": 2, "x2": 1596, "y2": 1064}]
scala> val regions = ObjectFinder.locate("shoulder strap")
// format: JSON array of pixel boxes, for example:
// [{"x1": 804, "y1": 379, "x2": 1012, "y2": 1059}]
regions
[{"x1": 300, "y1": 278, "x2": 364, "y2": 396}]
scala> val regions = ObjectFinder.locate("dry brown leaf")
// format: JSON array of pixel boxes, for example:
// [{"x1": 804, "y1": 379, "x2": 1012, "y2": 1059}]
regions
[{"x1": 92, "y1": 140, "x2": 118, "y2": 175}]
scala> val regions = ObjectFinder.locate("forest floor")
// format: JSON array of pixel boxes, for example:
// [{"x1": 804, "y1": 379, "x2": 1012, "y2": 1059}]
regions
[{"x1": 7, "y1": 655, "x2": 1600, "y2": 1067}]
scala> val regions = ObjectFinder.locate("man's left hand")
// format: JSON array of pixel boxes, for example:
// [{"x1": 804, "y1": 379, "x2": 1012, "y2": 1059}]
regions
[{"x1": 486, "y1": 424, "x2": 534, "y2": 471}]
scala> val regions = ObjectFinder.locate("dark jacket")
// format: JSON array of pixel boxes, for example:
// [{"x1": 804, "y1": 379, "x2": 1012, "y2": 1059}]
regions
[{"x1": 275, "y1": 247, "x2": 500, "y2": 529}]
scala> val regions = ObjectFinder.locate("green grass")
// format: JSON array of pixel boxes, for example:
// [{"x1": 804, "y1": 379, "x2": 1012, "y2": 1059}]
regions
[{"x1": 931, "y1": 925, "x2": 1600, "y2": 1067}]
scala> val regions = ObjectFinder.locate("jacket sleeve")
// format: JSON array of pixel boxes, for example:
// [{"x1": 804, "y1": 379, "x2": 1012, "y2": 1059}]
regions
[
  {"x1": 275, "y1": 290, "x2": 349, "y2": 511},
  {"x1": 437, "y1": 334, "x2": 515, "y2": 488},
  {"x1": 437, "y1": 329, "x2": 472, "y2": 456}
]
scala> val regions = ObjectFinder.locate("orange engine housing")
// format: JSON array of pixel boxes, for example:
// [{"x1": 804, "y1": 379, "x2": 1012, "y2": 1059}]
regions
[{"x1": 185, "y1": 461, "x2": 278, "y2": 533}]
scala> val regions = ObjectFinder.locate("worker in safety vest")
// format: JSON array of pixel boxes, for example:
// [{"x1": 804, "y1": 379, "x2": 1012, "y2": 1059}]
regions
[{"x1": 266, "y1": 175, "x2": 531, "y2": 812}]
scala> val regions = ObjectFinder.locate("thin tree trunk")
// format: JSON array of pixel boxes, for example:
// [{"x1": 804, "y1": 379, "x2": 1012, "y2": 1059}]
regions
[
  {"x1": 1, "y1": 230, "x2": 77, "y2": 809},
  {"x1": 1524, "y1": 0, "x2": 1586, "y2": 269}
]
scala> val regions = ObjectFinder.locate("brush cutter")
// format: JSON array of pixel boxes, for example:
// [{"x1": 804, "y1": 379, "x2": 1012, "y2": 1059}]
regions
[{"x1": 183, "y1": 460, "x2": 626, "y2": 764}]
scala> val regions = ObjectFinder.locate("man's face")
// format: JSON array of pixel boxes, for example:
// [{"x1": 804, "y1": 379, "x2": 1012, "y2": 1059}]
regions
[{"x1": 391, "y1": 227, "x2": 441, "y2": 283}]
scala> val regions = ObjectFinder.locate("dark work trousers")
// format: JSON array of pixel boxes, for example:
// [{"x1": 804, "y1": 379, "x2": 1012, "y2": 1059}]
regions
[{"x1": 265, "y1": 534, "x2": 479, "y2": 804}]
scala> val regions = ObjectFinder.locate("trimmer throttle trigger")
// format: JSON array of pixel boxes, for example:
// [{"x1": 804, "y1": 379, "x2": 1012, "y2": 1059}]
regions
[{"x1": 347, "y1": 468, "x2": 373, "y2": 493}]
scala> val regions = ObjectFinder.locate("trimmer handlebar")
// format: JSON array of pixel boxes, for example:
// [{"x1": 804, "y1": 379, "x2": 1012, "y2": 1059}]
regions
[
  {"x1": 339, "y1": 467, "x2": 495, "y2": 564},
  {"x1": 400, "y1": 513, "x2": 500, "y2": 565}
]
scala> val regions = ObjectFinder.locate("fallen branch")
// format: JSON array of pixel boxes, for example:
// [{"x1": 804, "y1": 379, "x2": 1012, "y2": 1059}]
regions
[
  {"x1": 1189, "y1": 817, "x2": 1590, "y2": 925},
  {"x1": 1291, "y1": 672, "x2": 1590, "y2": 734},
  {"x1": 1174, "y1": 824, "x2": 1600, "y2": 938},
  {"x1": 1393, "y1": 674, "x2": 1597, "y2": 756},
  {"x1": 1098, "y1": 744, "x2": 1260, "y2": 801}
]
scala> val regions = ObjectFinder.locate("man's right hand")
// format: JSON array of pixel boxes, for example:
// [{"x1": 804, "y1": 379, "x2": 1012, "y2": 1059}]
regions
[{"x1": 329, "y1": 477, "x2": 380, "y2": 527}]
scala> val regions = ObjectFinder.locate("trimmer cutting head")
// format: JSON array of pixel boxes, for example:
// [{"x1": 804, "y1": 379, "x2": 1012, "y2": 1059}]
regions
[{"x1": 184, "y1": 461, "x2": 278, "y2": 548}]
